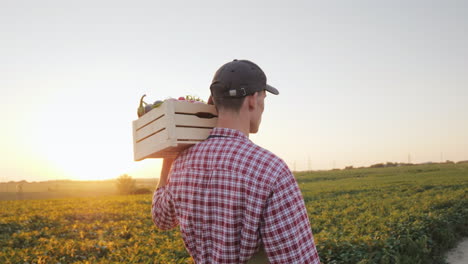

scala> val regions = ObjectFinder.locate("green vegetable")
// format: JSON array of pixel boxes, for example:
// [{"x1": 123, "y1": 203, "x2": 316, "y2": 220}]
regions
[
  {"x1": 137, "y1": 94, "x2": 148, "y2": 117},
  {"x1": 152, "y1": 100, "x2": 163, "y2": 108}
]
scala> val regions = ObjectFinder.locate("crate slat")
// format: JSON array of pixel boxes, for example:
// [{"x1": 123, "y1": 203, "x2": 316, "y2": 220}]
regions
[
  {"x1": 134, "y1": 129, "x2": 173, "y2": 161},
  {"x1": 174, "y1": 114, "x2": 217, "y2": 128},
  {"x1": 133, "y1": 103, "x2": 167, "y2": 130},
  {"x1": 174, "y1": 101, "x2": 218, "y2": 115},
  {"x1": 134, "y1": 116, "x2": 168, "y2": 143},
  {"x1": 175, "y1": 127, "x2": 213, "y2": 141}
]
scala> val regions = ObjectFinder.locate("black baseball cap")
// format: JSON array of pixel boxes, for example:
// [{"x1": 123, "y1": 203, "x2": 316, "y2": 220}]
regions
[{"x1": 210, "y1": 59, "x2": 279, "y2": 98}]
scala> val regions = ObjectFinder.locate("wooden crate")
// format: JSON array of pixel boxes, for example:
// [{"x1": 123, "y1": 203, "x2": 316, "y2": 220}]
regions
[{"x1": 132, "y1": 100, "x2": 218, "y2": 161}]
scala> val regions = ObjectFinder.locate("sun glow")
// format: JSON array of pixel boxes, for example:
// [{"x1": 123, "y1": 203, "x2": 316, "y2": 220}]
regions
[{"x1": 22, "y1": 89, "x2": 162, "y2": 181}]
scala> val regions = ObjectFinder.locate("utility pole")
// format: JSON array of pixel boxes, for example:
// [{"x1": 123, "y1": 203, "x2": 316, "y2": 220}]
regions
[{"x1": 308, "y1": 156, "x2": 311, "y2": 171}]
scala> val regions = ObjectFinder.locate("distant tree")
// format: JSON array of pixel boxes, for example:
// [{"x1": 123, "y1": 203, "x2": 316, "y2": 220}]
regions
[
  {"x1": 116, "y1": 174, "x2": 136, "y2": 195},
  {"x1": 399, "y1": 163, "x2": 414, "y2": 167},
  {"x1": 370, "y1": 163, "x2": 385, "y2": 168}
]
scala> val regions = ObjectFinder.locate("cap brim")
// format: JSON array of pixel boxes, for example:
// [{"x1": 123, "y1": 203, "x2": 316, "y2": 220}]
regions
[{"x1": 266, "y1": 84, "x2": 279, "y2": 95}]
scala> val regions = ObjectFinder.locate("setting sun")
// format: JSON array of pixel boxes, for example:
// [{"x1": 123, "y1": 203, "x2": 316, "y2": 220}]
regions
[{"x1": 10, "y1": 89, "x2": 165, "y2": 181}]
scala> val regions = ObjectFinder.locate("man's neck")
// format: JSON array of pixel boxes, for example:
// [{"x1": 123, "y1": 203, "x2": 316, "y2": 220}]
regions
[{"x1": 215, "y1": 110, "x2": 250, "y2": 137}]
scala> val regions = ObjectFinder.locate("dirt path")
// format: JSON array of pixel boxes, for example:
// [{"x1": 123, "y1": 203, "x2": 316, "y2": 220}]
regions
[{"x1": 446, "y1": 238, "x2": 468, "y2": 264}]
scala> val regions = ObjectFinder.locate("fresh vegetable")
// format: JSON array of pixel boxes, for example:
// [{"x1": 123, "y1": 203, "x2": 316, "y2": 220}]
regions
[
  {"x1": 185, "y1": 95, "x2": 205, "y2": 103},
  {"x1": 152, "y1": 100, "x2": 163, "y2": 108},
  {"x1": 137, "y1": 95, "x2": 208, "y2": 118},
  {"x1": 137, "y1": 94, "x2": 147, "y2": 117},
  {"x1": 144, "y1": 104, "x2": 153, "y2": 114}
]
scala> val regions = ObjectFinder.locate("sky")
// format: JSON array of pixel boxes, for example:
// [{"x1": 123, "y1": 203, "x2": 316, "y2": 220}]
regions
[{"x1": 1, "y1": 0, "x2": 467, "y2": 182}]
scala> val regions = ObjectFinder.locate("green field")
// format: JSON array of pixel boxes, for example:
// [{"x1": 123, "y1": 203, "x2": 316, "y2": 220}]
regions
[{"x1": 0, "y1": 163, "x2": 467, "y2": 263}]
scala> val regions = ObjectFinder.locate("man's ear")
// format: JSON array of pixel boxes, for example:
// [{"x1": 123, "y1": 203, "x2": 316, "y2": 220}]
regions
[{"x1": 247, "y1": 92, "x2": 258, "y2": 111}]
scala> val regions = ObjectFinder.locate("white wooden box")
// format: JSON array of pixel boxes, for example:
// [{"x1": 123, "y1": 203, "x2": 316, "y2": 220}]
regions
[{"x1": 132, "y1": 100, "x2": 218, "y2": 161}]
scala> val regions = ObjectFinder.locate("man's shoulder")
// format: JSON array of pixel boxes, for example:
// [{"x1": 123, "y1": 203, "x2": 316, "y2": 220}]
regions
[
  {"x1": 177, "y1": 137, "x2": 290, "y2": 175},
  {"x1": 247, "y1": 142, "x2": 288, "y2": 171}
]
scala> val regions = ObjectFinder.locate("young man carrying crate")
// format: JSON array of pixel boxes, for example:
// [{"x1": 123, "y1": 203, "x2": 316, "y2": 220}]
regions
[{"x1": 152, "y1": 59, "x2": 320, "y2": 264}]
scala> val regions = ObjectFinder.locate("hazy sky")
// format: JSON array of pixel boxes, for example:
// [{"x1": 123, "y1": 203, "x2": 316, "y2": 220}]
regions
[{"x1": 1, "y1": 0, "x2": 467, "y2": 182}]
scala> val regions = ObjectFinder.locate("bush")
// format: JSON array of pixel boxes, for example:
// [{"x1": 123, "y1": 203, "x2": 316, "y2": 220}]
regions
[{"x1": 115, "y1": 174, "x2": 136, "y2": 195}]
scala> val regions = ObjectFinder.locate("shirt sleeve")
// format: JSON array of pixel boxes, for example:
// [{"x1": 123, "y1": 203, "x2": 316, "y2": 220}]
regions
[
  {"x1": 260, "y1": 171, "x2": 321, "y2": 264},
  {"x1": 151, "y1": 185, "x2": 178, "y2": 230}
]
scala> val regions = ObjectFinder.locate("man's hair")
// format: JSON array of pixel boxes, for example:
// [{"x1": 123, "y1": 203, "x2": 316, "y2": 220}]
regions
[{"x1": 212, "y1": 96, "x2": 246, "y2": 113}]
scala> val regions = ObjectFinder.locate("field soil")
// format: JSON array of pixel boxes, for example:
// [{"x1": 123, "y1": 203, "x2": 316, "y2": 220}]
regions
[{"x1": 446, "y1": 238, "x2": 468, "y2": 264}]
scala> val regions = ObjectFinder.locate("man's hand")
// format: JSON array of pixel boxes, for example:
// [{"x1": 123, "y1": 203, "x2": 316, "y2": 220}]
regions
[
  {"x1": 207, "y1": 95, "x2": 214, "y2": 105},
  {"x1": 156, "y1": 158, "x2": 175, "y2": 189}
]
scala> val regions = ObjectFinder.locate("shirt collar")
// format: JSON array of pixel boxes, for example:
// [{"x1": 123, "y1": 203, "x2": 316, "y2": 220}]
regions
[{"x1": 209, "y1": 127, "x2": 249, "y2": 141}]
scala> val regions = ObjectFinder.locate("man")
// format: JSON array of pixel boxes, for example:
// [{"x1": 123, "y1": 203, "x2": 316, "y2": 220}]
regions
[{"x1": 152, "y1": 59, "x2": 320, "y2": 263}]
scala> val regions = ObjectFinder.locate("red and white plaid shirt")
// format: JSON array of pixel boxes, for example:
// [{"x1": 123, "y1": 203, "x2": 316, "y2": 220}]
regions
[{"x1": 152, "y1": 127, "x2": 320, "y2": 264}]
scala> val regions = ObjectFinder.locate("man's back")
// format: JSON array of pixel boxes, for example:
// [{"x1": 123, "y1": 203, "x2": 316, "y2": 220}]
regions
[{"x1": 152, "y1": 127, "x2": 320, "y2": 263}]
